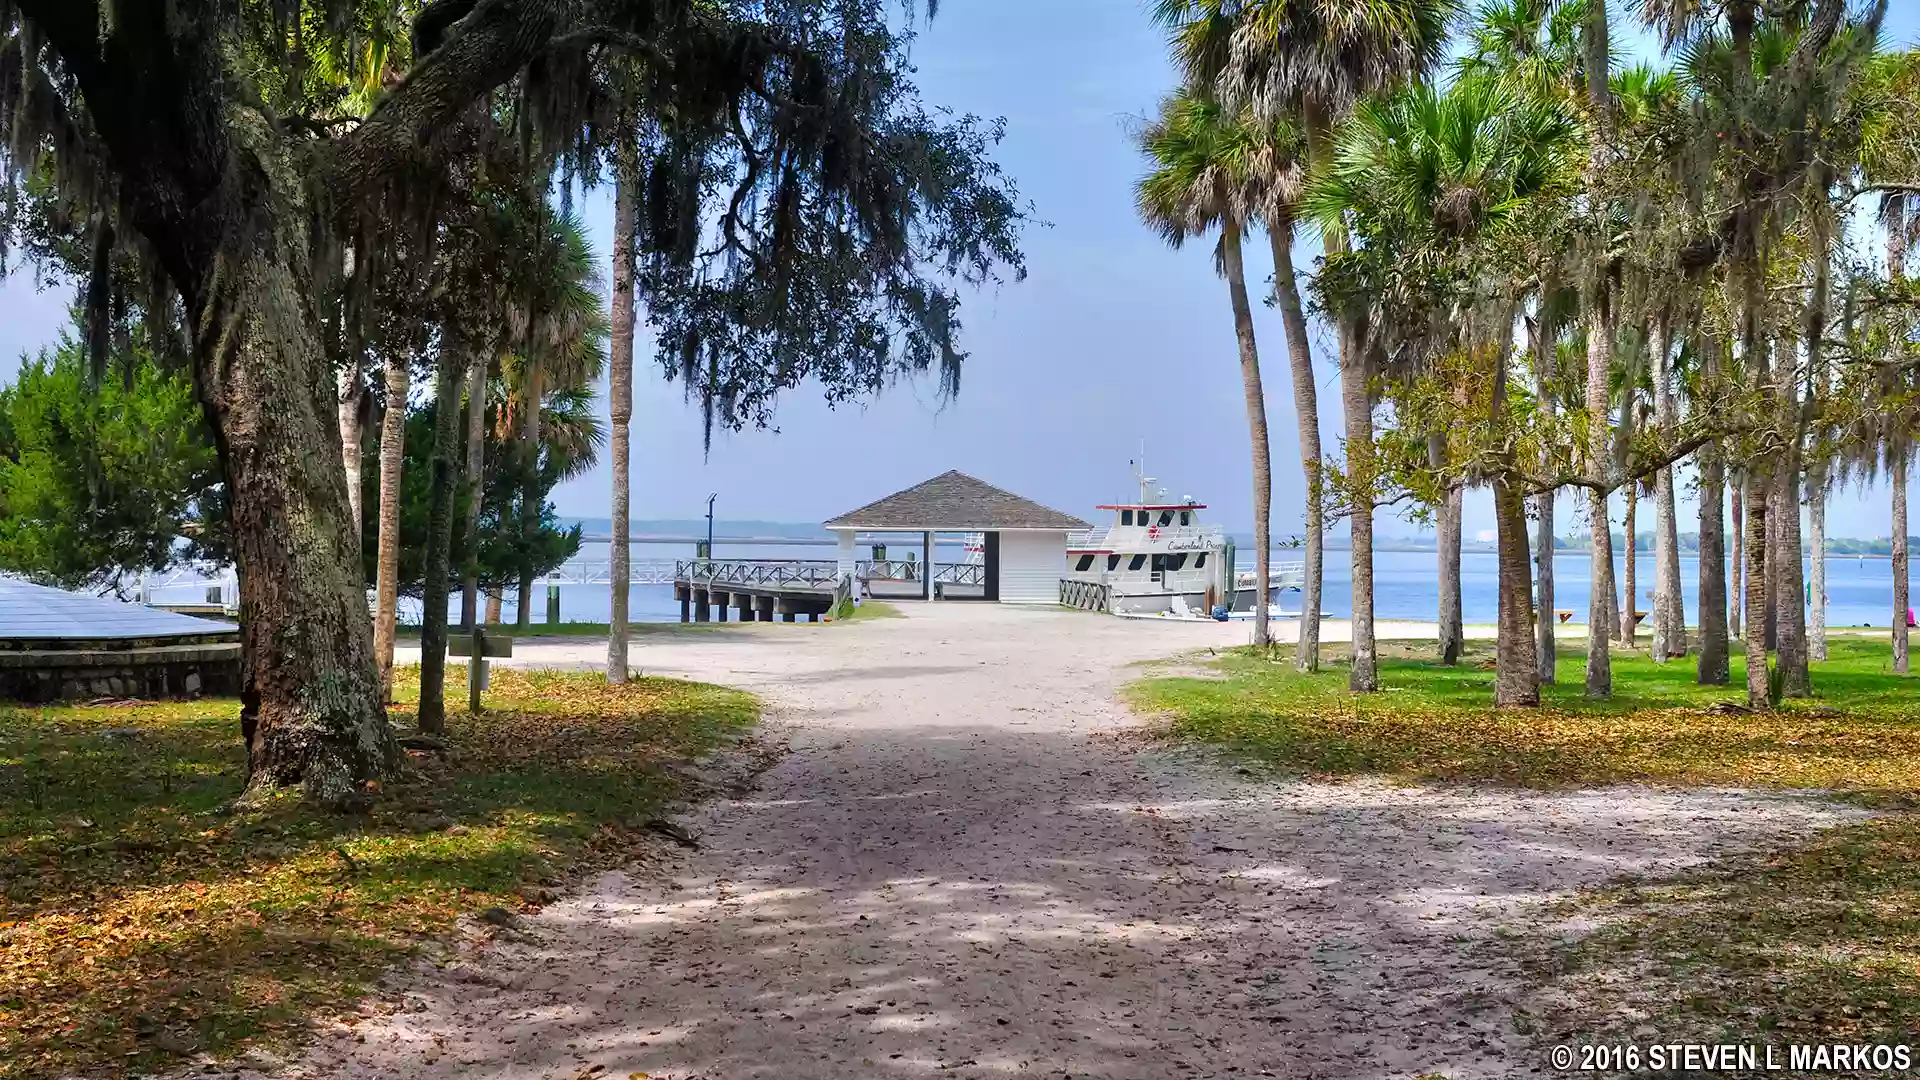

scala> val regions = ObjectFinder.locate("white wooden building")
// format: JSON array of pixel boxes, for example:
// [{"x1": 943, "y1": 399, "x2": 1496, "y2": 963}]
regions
[{"x1": 823, "y1": 471, "x2": 1090, "y2": 604}]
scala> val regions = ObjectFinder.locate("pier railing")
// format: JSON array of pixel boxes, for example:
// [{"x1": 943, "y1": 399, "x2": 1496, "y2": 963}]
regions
[
  {"x1": 673, "y1": 558, "x2": 841, "y2": 589},
  {"x1": 1060, "y1": 579, "x2": 1111, "y2": 613}
]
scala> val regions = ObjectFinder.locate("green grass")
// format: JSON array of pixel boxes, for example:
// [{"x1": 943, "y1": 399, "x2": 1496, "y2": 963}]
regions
[
  {"x1": 0, "y1": 667, "x2": 757, "y2": 1079},
  {"x1": 831, "y1": 599, "x2": 903, "y2": 622},
  {"x1": 1129, "y1": 637, "x2": 1920, "y2": 790},
  {"x1": 1131, "y1": 636, "x2": 1920, "y2": 1055}
]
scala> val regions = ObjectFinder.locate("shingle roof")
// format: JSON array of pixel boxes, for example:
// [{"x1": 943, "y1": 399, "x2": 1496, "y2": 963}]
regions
[
  {"x1": 0, "y1": 577, "x2": 238, "y2": 641},
  {"x1": 824, "y1": 471, "x2": 1090, "y2": 531}
]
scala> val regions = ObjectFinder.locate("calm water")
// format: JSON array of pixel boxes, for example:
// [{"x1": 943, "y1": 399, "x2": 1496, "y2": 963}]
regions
[{"x1": 412, "y1": 540, "x2": 1914, "y2": 629}]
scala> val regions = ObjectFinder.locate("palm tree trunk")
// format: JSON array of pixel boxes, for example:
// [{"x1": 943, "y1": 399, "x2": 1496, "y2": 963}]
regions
[
  {"x1": 372, "y1": 350, "x2": 410, "y2": 701},
  {"x1": 1774, "y1": 458, "x2": 1809, "y2": 696},
  {"x1": 1342, "y1": 315, "x2": 1377, "y2": 691},
  {"x1": 1651, "y1": 315, "x2": 1684, "y2": 660},
  {"x1": 1583, "y1": 294, "x2": 1615, "y2": 698},
  {"x1": 1269, "y1": 220, "x2": 1322, "y2": 672},
  {"x1": 1222, "y1": 221, "x2": 1273, "y2": 649},
  {"x1": 1808, "y1": 462, "x2": 1827, "y2": 662},
  {"x1": 1495, "y1": 475, "x2": 1539, "y2": 706},
  {"x1": 1430, "y1": 433, "x2": 1463, "y2": 665},
  {"x1": 1730, "y1": 478, "x2": 1744, "y2": 638},
  {"x1": 1532, "y1": 307, "x2": 1558, "y2": 685},
  {"x1": 515, "y1": 359, "x2": 543, "y2": 631},
  {"x1": 1620, "y1": 486, "x2": 1637, "y2": 648},
  {"x1": 607, "y1": 152, "x2": 639, "y2": 683},
  {"x1": 339, "y1": 366, "x2": 364, "y2": 538},
  {"x1": 1440, "y1": 485, "x2": 1463, "y2": 664},
  {"x1": 460, "y1": 351, "x2": 487, "y2": 634},
  {"x1": 1744, "y1": 469, "x2": 1771, "y2": 707},
  {"x1": 1894, "y1": 447, "x2": 1909, "y2": 674},
  {"x1": 1582, "y1": 0, "x2": 1616, "y2": 698},
  {"x1": 1698, "y1": 444, "x2": 1731, "y2": 683},
  {"x1": 417, "y1": 350, "x2": 467, "y2": 733}
]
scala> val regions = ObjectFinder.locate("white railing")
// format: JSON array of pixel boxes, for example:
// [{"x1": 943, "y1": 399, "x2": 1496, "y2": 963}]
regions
[
  {"x1": 673, "y1": 559, "x2": 841, "y2": 589},
  {"x1": 540, "y1": 559, "x2": 679, "y2": 586},
  {"x1": 1068, "y1": 526, "x2": 1110, "y2": 549},
  {"x1": 1238, "y1": 560, "x2": 1306, "y2": 590}
]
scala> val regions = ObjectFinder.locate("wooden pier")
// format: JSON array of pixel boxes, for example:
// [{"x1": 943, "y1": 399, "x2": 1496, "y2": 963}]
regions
[{"x1": 673, "y1": 560, "x2": 851, "y2": 623}]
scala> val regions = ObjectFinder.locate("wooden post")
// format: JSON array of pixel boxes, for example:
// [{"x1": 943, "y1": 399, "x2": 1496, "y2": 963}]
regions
[
  {"x1": 714, "y1": 590, "x2": 729, "y2": 622},
  {"x1": 545, "y1": 584, "x2": 560, "y2": 624},
  {"x1": 694, "y1": 587, "x2": 711, "y2": 622},
  {"x1": 923, "y1": 530, "x2": 933, "y2": 601},
  {"x1": 757, "y1": 594, "x2": 775, "y2": 621},
  {"x1": 678, "y1": 584, "x2": 690, "y2": 623}
]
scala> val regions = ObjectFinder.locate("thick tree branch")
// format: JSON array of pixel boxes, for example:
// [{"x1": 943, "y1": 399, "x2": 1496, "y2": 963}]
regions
[{"x1": 322, "y1": 0, "x2": 562, "y2": 215}]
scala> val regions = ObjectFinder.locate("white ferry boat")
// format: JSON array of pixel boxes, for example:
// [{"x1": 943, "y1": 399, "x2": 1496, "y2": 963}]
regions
[{"x1": 1064, "y1": 463, "x2": 1304, "y2": 620}]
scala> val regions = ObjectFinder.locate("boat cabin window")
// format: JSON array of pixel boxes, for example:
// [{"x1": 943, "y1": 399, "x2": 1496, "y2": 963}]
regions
[
  {"x1": 1158, "y1": 510, "x2": 1175, "y2": 527},
  {"x1": 1074, "y1": 553, "x2": 1096, "y2": 572},
  {"x1": 1179, "y1": 511, "x2": 1191, "y2": 526},
  {"x1": 1129, "y1": 554, "x2": 1147, "y2": 571},
  {"x1": 1194, "y1": 553, "x2": 1207, "y2": 568},
  {"x1": 1151, "y1": 554, "x2": 1188, "y2": 573},
  {"x1": 1108, "y1": 554, "x2": 1121, "y2": 572},
  {"x1": 1120, "y1": 509, "x2": 1134, "y2": 525}
]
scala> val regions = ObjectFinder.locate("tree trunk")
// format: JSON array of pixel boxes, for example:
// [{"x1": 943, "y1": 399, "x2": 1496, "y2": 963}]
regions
[
  {"x1": 1494, "y1": 476, "x2": 1539, "y2": 706},
  {"x1": 515, "y1": 359, "x2": 544, "y2": 630},
  {"x1": 1620, "y1": 485, "x2": 1637, "y2": 649},
  {"x1": 1774, "y1": 456, "x2": 1810, "y2": 696},
  {"x1": 1222, "y1": 221, "x2": 1273, "y2": 649},
  {"x1": 1583, "y1": 293, "x2": 1615, "y2": 698},
  {"x1": 339, "y1": 365, "x2": 365, "y2": 538},
  {"x1": 1744, "y1": 469, "x2": 1771, "y2": 707},
  {"x1": 607, "y1": 151, "x2": 639, "y2": 683},
  {"x1": 1342, "y1": 315, "x2": 1377, "y2": 691},
  {"x1": 1730, "y1": 478, "x2": 1744, "y2": 638},
  {"x1": 1698, "y1": 444, "x2": 1731, "y2": 684},
  {"x1": 1587, "y1": 489, "x2": 1616, "y2": 696},
  {"x1": 1532, "y1": 302, "x2": 1558, "y2": 685},
  {"x1": 1651, "y1": 315, "x2": 1684, "y2": 659},
  {"x1": 486, "y1": 589, "x2": 503, "y2": 624},
  {"x1": 219, "y1": 227, "x2": 398, "y2": 805},
  {"x1": 1895, "y1": 449, "x2": 1910, "y2": 675},
  {"x1": 372, "y1": 350, "x2": 410, "y2": 701},
  {"x1": 1270, "y1": 220, "x2": 1322, "y2": 672},
  {"x1": 1808, "y1": 463, "x2": 1827, "y2": 662},
  {"x1": 1433, "y1": 432, "x2": 1463, "y2": 667},
  {"x1": 460, "y1": 350, "x2": 487, "y2": 633},
  {"x1": 416, "y1": 350, "x2": 466, "y2": 733}
]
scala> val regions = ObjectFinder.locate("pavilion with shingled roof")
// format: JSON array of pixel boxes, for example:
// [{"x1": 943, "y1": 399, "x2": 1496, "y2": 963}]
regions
[{"x1": 824, "y1": 470, "x2": 1089, "y2": 603}]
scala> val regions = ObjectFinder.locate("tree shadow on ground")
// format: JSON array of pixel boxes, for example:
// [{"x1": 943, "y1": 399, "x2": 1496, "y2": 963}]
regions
[
  {"x1": 0, "y1": 668, "x2": 756, "y2": 1079},
  {"x1": 260, "y1": 723, "x2": 1860, "y2": 1080}
]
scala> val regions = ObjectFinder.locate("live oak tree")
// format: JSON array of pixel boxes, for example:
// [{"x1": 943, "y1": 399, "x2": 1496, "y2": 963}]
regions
[{"x1": 0, "y1": 0, "x2": 1023, "y2": 805}]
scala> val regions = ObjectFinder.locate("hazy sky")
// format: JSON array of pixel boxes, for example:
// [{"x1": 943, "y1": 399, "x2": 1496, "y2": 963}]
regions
[{"x1": 2, "y1": 2, "x2": 1915, "y2": 542}]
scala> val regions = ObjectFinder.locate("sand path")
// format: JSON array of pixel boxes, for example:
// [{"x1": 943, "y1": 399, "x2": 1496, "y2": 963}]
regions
[{"x1": 282, "y1": 604, "x2": 1855, "y2": 1080}]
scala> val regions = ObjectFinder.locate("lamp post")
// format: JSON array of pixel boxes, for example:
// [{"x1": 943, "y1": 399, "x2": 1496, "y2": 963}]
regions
[{"x1": 701, "y1": 493, "x2": 717, "y2": 559}]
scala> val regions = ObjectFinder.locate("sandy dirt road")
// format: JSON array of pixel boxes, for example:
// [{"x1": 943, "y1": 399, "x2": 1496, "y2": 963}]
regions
[{"x1": 279, "y1": 604, "x2": 1855, "y2": 1080}]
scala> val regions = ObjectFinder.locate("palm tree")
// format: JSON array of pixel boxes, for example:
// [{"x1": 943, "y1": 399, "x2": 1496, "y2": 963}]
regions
[
  {"x1": 1136, "y1": 89, "x2": 1279, "y2": 648},
  {"x1": 1304, "y1": 76, "x2": 1582, "y2": 705},
  {"x1": 1156, "y1": 0, "x2": 1459, "y2": 692},
  {"x1": 607, "y1": 140, "x2": 640, "y2": 683},
  {"x1": 503, "y1": 210, "x2": 609, "y2": 628},
  {"x1": 371, "y1": 347, "x2": 411, "y2": 700}
]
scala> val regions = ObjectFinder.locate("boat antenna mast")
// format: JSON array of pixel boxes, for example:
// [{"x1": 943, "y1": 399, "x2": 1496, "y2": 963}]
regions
[{"x1": 1130, "y1": 441, "x2": 1164, "y2": 506}]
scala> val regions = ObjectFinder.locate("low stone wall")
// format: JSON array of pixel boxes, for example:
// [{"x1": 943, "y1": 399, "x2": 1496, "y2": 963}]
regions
[{"x1": 0, "y1": 641, "x2": 243, "y2": 702}]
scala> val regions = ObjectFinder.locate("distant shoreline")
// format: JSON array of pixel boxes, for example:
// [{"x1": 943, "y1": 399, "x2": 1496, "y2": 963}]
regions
[{"x1": 568, "y1": 519, "x2": 1913, "y2": 560}]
